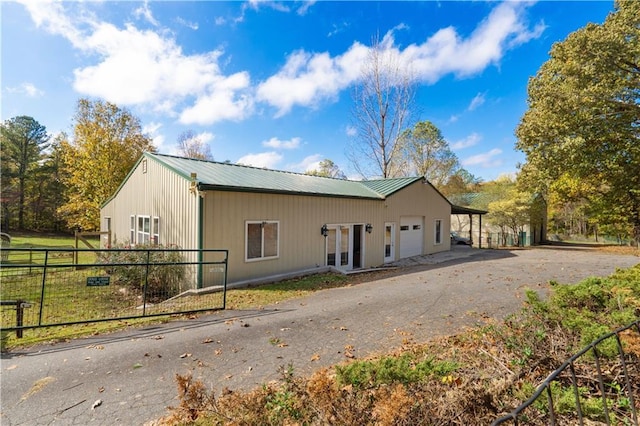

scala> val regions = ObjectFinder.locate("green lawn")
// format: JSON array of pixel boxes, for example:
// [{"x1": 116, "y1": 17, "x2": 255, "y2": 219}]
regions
[{"x1": 1, "y1": 233, "x2": 351, "y2": 351}]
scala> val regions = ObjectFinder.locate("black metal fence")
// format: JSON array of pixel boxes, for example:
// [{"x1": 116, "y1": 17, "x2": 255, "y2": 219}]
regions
[
  {"x1": 0, "y1": 247, "x2": 228, "y2": 335},
  {"x1": 492, "y1": 320, "x2": 640, "y2": 425}
]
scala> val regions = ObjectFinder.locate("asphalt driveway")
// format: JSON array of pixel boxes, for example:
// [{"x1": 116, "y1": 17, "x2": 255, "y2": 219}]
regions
[{"x1": 1, "y1": 246, "x2": 638, "y2": 425}]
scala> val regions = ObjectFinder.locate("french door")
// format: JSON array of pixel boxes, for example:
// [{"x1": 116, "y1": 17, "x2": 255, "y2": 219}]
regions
[{"x1": 326, "y1": 224, "x2": 363, "y2": 270}]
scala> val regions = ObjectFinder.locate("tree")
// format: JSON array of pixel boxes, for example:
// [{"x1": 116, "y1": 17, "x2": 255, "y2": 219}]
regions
[
  {"x1": 28, "y1": 134, "x2": 68, "y2": 231},
  {"x1": 348, "y1": 36, "x2": 416, "y2": 178},
  {"x1": 399, "y1": 120, "x2": 461, "y2": 187},
  {"x1": 439, "y1": 169, "x2": 482, "y2": 198},
  {"x1": 58, "y1": 99, "x2": 155, "y2": 230},
  {"x1": 516, "y1": 0, "x2": 640, "y2": 244},
  {"x1": 0, "y1": 116, "x2": 49, "y2": 230},
  {"x1": 176, "y1": 130, "x2": 213, "y2": 161},
  {"x1": 488, "y1": 191, "x2": 532, "y2": 246},
  {"x1": 305, "y1": 159, "x2": 346, "y2": 179}
]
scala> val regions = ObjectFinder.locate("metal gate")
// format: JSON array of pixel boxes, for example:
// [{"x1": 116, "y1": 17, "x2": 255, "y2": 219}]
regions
[{"x1": 0, "y1": 246, "x2": 228, "y2": 335}]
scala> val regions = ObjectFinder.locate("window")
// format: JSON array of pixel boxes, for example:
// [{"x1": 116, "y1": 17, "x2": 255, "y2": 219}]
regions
[
  {"x1": 152, "y1": 217, "x2": 160, "y2": 245},
  {"x1": 246, "y1": 221, "x2": 279, "y2": 261},
  {"x1": 137, "y1": 216, "x2": 150, "y2": 244},
  {"x1": 105, "y1": 217, "x2": 111, "y2": 232},
  {"x1": 400, "y1": 225, "x2": 409, "y2": 231},
  {"x1": 412, "y1": 224, "x2": 421, "y2": 230},
  {"x1": 434, "y1": 219, "x2": 442, "y2": 245},
  {"x1": 130, "y1": 216, "x2": 135, "y2": 243}
]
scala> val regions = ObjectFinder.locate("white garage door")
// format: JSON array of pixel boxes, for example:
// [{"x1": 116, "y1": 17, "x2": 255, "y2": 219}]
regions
[{"x1": 400, "y1": 216, "x2": 423, "y2": 258}]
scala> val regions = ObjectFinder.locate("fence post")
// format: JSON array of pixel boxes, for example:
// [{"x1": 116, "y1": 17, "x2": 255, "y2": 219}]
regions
[
  {"x1": 142, "y1": 249, "x2": 151, "y2": 316},
  {"x1": 38, "y1": 250, "x2": 49, "y2": 327}
]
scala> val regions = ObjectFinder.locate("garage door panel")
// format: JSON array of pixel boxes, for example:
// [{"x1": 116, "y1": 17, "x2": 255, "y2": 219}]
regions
[{"x1": 400, "y1": 216, "x2": 423, "y2": 258}]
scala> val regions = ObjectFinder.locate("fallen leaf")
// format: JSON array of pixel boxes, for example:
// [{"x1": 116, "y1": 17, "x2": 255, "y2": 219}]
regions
[
  {"x1": 132, "y1": 363, "x2": 143, "y2": 369},
  {"x1": 6, "y1": 365, "x2": 17, "y2": 370},
  {"x1": 340, "y1": 326, "x2": 348, "y2": 331},
  {"x1": 202, "y1": 338, "x2": 214, "y2": 344},
  {"x1": 91, "y1": 399, "x2": 102, "y2": 410},
  {"x1": 179, "y1": 353, "x2": 192, "y2": 358},
  {"x1": 310, "y1": 353, "x2": 320, "y2": 361},
  {"x1": 98, "y1": 387, "x2": 105, "y2": 393},
  {"x1": 278, "y1": 343, "x2": 288, "y2": 348},
  {"x1": 214, "y1": 349, "x2": 222, "y2": 355}
]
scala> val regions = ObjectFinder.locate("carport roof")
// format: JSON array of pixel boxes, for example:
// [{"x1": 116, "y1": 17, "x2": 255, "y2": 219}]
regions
[
  {"x1": 451, "y1": 205, "x2": 488, "y2": 215},
  {"x1": 145, "y1": 153, "x2": 423, "y2": 200}
]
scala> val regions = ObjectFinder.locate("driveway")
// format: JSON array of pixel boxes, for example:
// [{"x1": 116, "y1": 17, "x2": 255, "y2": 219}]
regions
[{"x1": 1, "y1": 246, "x2": 637, "y2": 425}]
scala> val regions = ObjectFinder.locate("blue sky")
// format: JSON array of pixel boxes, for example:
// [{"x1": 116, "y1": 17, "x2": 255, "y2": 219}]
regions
[{"x1": 1, "y1": 1, "x2": 614, "y2": 181}]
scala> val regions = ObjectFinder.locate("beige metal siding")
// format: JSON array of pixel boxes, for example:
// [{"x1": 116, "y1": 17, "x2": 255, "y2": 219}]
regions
[
  {"x1": 100, "y1": 158, "x2": 199, "y2": 250},
  {"x1": 384, "y1": 181, "x2": 451, "y2": 258},
  {"x1": 202, "y1": 191, "x2": 384, "y2": 283}
]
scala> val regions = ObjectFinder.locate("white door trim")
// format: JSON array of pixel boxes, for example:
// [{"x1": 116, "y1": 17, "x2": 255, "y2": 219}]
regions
[{"x1": 384, "y1": 222, "x2": 395, "y2": 263}]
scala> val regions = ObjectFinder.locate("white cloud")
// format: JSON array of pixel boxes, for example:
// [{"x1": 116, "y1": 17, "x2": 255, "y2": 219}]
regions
[
  {"x1": 18, "y1": 0, "x2": 86, "y2": 48},
  {"x1": 176, "y1": 17, "x2": 199, "y2": 30},
  {"x1": 133, "y1": 1, "x2": 159, "y2": 27},
  {"x1": 451, "y1": 132, "x2": 482, "y2": 150},
  {"x1": 214, "y1": 16, "x2": 226, "y2": 26},
  {"x1": 256, "y1": 43, "x2": 369, "y2": 116},
  {"x1": 20, "y1": 1, "x2": 253, "y2": 124},
  {"x1": 291, "y1": 154, "x2": 323, "y2": 173},
  {"x1": 346, "y1": 125, "x2": 357, "y2": 137},
  {"x1": 257, "y1": 1, "x2": 543, "y2": 116},
  {"x1": 467, "y1": 92, "x2": 486, "y2": 111},
  {"x1": 6, "y1": 82, "x2": 44, "y2": 97},
  {"x1": 198, "y1": 131, "x2": 215, "y2": 144},
  {"x1": 142, "y1": 121, "x2": 165, "y2": 152},
  {"x1": 179, "y1": 71, "x2": 254, "y2": 125},
  {"x1": 262, "y1": 137, "x2": 301, "y2": 149},
  {"x1": 400, "y1": 2, "x2": 544, "y2": 83},
  {"x1": 236, "y1": 152, "x2": 283, "y2": 169},
  {"x1": 297, "y1": 1, "x2": 316, "y2": 16},
  {"x1": 447, "y1": 115, "x2": 460, "y2": 124},
  {"x1": 462, "y1": 148, "x2": 503, "y2": 168}
]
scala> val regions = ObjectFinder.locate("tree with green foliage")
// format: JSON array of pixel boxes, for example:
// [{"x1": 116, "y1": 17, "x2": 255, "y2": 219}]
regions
[
  {"x1": 0, "y1": 116, "x2": 50, "y2": 230},
  {"x1": 58, "y1": 99, "x2": 155, "y2": 231},
  {"x1": 439, "y1": 169, "x2": 482, "y2": 198},
  {"x1": 29, "y1": 134, "x2": 68, "y2": 231},
  {"x1": 516, "y1": 0, "x2": 640, "y2": 245},
  {"x1": 488, "y1": 188, "x2": 532, "y2": 246},
  {"x1": 399, "y1": 120, "x2": 462, "y2": 188},
  {"x1": 305, "y1": 159, "x2": 346, "y2": 179}
]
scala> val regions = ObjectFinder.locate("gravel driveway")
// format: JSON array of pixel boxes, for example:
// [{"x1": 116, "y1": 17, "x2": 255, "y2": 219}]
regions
[{"x1": 1, "y1": 245, "x2": 637, "y2": 425}]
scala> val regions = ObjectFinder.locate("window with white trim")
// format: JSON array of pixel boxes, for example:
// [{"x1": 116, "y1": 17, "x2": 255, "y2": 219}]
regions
[
  {"x1": 434, "y1": 219, "x2": 442, "y2": 245},
  {"x1": 130, "y1": 215, "x2": 135, "y2": 243},
  {"x1": 152, "y1": 217, "x2": 160, "y2": 245},
  {"x1": 137, "y1": 216, "x2": 151, "y2": 244},
  {"x1": 246, "y1": 220, "x2": 279, "y2": 261}
]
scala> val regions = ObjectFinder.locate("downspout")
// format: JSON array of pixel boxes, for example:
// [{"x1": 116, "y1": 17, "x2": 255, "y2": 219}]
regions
[{"x1": 197, "y1": 192, "x2": 204, "y2": 289}]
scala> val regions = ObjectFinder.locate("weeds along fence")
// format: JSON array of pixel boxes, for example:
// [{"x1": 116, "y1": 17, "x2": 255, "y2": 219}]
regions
[
  {"x1": 492, "y1": 320, "x2": 640, "y2": 426},
  {"x1": 0, "y1": 246, "x2": 228, "y2": 335}
]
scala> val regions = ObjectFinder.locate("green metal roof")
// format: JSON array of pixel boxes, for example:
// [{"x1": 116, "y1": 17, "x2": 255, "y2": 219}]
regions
[
  {"x1": 147, "y1": 153, "x2": 411, "y2": 199},
  {"x1": 360, "y1": 177, "x2": 424, "y2": 197}
]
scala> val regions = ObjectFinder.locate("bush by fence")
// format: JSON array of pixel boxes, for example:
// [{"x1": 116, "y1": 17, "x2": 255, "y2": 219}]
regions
[{"x1": 97, "y1": 243, "x2": 186, "y2": 302}]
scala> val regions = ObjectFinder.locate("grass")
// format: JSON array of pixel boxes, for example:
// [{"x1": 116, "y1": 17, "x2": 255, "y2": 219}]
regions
[{"x1": 1, "y1": 233, "x2": 354, "y2": 350}]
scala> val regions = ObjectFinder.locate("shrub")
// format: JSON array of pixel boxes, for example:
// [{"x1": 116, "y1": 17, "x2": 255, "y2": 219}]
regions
[{"x1": 97, "y1": 242, "x2": 186, "y2": 301}]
